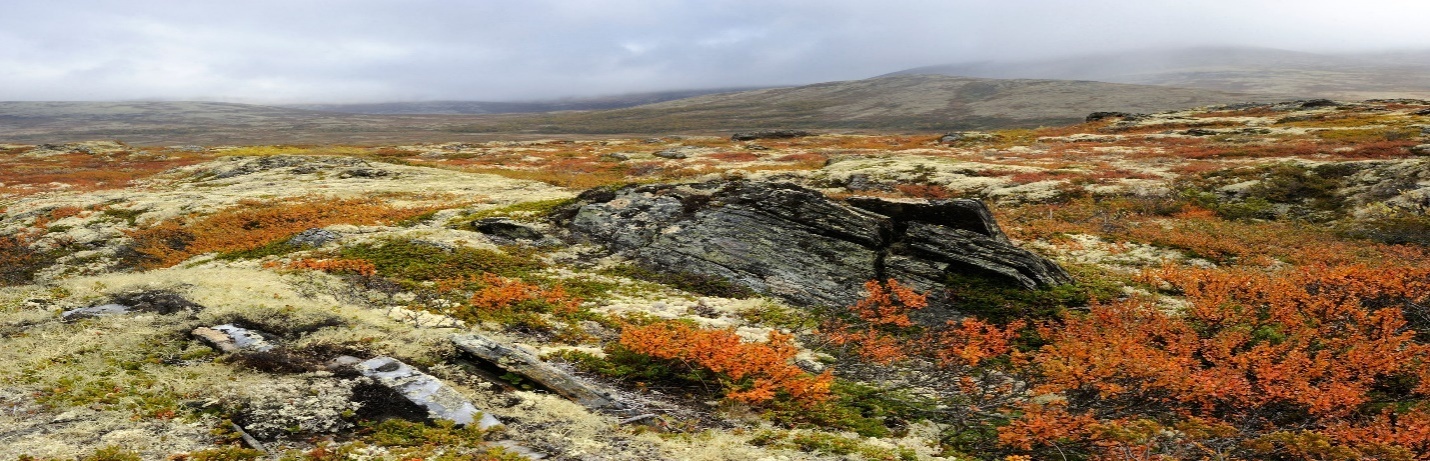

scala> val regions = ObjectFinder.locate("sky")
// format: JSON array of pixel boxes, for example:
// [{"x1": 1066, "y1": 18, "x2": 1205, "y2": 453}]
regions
[{"x1": 3, "y1": 0, "x2": 1430, "y2": 103}]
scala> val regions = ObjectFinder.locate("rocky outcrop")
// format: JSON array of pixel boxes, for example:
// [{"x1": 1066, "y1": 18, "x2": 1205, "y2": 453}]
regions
[{"x1": 556, "y1": 181, "x2": 1072, "y2": 315}]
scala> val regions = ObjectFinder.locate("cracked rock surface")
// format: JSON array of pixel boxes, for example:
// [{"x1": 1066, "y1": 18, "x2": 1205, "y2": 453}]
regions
[{"x1": 558, "y1": 180, "x2": 1072, "y2": 316}]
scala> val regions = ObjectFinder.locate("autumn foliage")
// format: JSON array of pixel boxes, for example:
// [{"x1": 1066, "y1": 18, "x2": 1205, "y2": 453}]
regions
[
  {"x1": 466, "y1": 273, "x2": 580, "y2": 315},
  {"x1": 619, "y1": 321, "x2": 833, "y2": 406},
  {"x1": 1001, "y1": 263, "x2": 1430, "y2": 459},
  {"x1": 126, "y1": 196, "x2": 442, "y2": 268},
  {"x1": 824, "y1": 279, "x2": 1024, "y2": 368}
]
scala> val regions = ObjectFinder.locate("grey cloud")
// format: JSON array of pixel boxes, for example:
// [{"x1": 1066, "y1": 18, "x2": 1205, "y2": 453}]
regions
[{"x1": 2, "y1": 0, "x2": 1428, "y2": 103}]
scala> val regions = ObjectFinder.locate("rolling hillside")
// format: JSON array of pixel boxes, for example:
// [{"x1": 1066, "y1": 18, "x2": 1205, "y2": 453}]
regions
[{"x1": 887, "y1": 46, "x2": 1430, "y2": 100}]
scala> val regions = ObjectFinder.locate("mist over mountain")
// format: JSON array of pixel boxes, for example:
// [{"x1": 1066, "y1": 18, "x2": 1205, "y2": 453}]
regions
[
  {"x1": 281, "y1": 87, "x2": 766, "y2": 115},
  {"x1": 886, "y1": 47, "x2": 1430, "y2": 99}
]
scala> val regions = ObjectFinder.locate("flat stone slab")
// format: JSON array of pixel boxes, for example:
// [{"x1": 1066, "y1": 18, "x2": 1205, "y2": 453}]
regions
[
  {"x1": 192, "y1": 324, "x2": 276, "y2": 353},
  {"x1": 355, "y1": 356, "x2": 501, "y2": 429},
  {"x1": 452, "y1": 334, "x2": 627, "y2": 412},
  {"x1": 61, "y1": 303, "x2": 131, "y2": 321}
]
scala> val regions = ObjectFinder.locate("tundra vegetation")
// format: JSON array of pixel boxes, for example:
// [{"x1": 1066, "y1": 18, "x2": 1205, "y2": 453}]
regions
[{"x1": 3, "y1": 99, "x2": 1430, "y2": 460}]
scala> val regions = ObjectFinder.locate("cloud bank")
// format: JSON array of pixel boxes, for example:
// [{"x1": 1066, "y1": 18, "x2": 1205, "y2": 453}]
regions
[{"x1": 2, "y1": 0, "x2": 1428, "y2": 102}]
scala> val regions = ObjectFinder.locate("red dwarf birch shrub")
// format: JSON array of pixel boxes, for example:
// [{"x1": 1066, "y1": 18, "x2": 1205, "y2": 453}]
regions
[
  {"x1": 1002, "y1": 263, "x2": 1430, "y2": 459},
  {"x1": 619, "y1": 320, "x2": 833, "y2": 406}
]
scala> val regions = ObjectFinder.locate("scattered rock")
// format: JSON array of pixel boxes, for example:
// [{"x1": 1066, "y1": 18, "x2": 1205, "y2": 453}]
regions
[
  {"x1": 452, "y1": 334, "x2": 628, "y2": 412},
  {"x1": 1182, "y1": 128, "x2": 1220, "y2": 136},
  {"x1": 337, "y1": 168, "x2": 394, "y2": 179},
  {"x1": 1411, "y1": 144, "x2": 1430, "y2": 156},
  {"x1": 1415, "y1": 108, "x2": 1430, "y2": 116},
  {"x1": 204, "y1": 155, "x2": 369, "y2": 180},
  {"x1": 473, "y1": 218, "x2": 546, "y2": 241},
  {"x1": 354, "y1": 357, "x2": 502, "y2": 429},
  {"x1": 60, "y1": 290, "x2": 203, "y2": 321},
  {"x1": 23, "y1": 141, "x2": 129, "y2": 158},
  {"x1": 111, "y1": 290, "x2": 204, "y2": 314},
  {"x1": 653, "y1": 149, "x2": 688, "y2": 159},
  {"x1": 557, "y1": 181, "x2": 1071, "y2": 317},
  {"x1": 730, "y1": 130, "x2": 813, "y2": 141},
  {"x1": 192, "y1": 324, "x2": 277, "y2": 353},
  {"x1": 938, "y1": 132, "x2": 999, "y2": 144},
  {"x1": 742, "y1": 144, "x2": 770, "y2": 151},
  {"x1": 61, "y1": 303, "x2": 131, "y2": 321},
  {"x1": 327, "y1": 355, "x2": 364, "y2": 370},
  {"x1": 602, "y1": 152, "x2": 632, "y2": 161},
  {"x1": 1085, "y1": 112, "x2": 1140, "y2": 123},
  {"x1": 288, "y1": 228, "x2": 341, "y2": 248}
]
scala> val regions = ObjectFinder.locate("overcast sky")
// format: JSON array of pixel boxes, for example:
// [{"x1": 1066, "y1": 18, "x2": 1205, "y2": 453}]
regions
[{"x1": 3, "y1": 0, "x2": 1429, "y2": 103}]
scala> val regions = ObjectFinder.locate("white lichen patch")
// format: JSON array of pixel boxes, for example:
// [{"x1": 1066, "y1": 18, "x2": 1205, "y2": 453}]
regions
[{"x1": 1026, "y1": 233, "x2": 1184, "y2": 271}]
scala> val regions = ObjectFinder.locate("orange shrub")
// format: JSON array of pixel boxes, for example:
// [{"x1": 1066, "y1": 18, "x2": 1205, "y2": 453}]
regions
[
  {"x1": 0, "y1": 151, "x2": 210, "y2": 196},
  {"x1": 1003, "y1": 263, "x2": 1430, "y2": 458},
  {"x1": 706, "y1": 151, "x2": 761, "y2": 162},
  {"x1": 619, "y1": 321, "x2": 833, "y2": 406},
  {"x1": 126, "y1": 196, "x2": 443, "y2": 268},
  {"x1": 466, "y1": 273, "x2": 579, "y2": 315}
]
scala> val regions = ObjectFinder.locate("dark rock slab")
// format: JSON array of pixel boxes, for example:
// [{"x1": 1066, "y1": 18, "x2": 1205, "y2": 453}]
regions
[
  {"x1": 61, "y1": 290, "x2": 202, "y2": 321},
  {"x1": 110, "y1": 290, "x2": 202, "y2": 314},
  {"x1": 730, "y1": 130, "x2": 813, "y2": 141},
  {"x1": 473, "y1": 218, "x2": 546, "y2": 241},
  {"x1": 61, "y1": 303, "x2": 131, "y2": 321},
  {"x1": 557, "y1": 181, "x2": 1072, "y2": 314}
]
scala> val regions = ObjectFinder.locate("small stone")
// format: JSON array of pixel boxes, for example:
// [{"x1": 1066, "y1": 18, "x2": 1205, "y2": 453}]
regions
[
  {"x1": 327, "y1": 355, "x2": 364, "y2": 370},
  {"x1": 653, "y1": 149, "x2": 687, "y2": 159},
  {"x1": 61, "y1": 303, "x2": 130, "y2": 321},
  {"x1": 288, "y1": 228, "x2": 341, "y2": 248},
  {"x1": 473, "y1": 218, "x2": 545, "y2": 241},
  {"x1": 193, "y1": 324, "x2": 277, "y2": 353},
  {"x1": 1410, "y1": 144, "x2": 1430, "y2": 156}
]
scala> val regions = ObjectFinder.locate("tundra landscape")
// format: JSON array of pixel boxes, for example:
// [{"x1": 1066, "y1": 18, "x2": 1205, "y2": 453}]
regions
[{"x1": 5, "y1": 1, "x2": 1430, "y2": 460}]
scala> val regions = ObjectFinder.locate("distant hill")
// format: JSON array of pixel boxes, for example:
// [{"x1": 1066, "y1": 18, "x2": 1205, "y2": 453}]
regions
[
  {"x1": 282, "y1": 87, "x2": 766, "y2": 115},
  {"x1": 0, "y1": 75, "x2": 1274, "y2": 144},
  {"x1": 885, "y1": 46, "x2": 1430, "y2": 100},
  {"x1": 472, "y1": 74, "x2": 1275, "y2": 133},
  {"x1": 0, "y1": 101, "x2": 485, "y2": 145}
]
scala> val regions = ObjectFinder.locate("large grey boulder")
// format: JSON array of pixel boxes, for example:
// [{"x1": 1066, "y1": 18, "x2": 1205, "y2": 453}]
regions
[
  {"x1": 556, "y1": 181, "x2": 1072, "y2": 315},
  {"x1": 354, "y1": 357, "x2": 501, "y2": 429}
]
